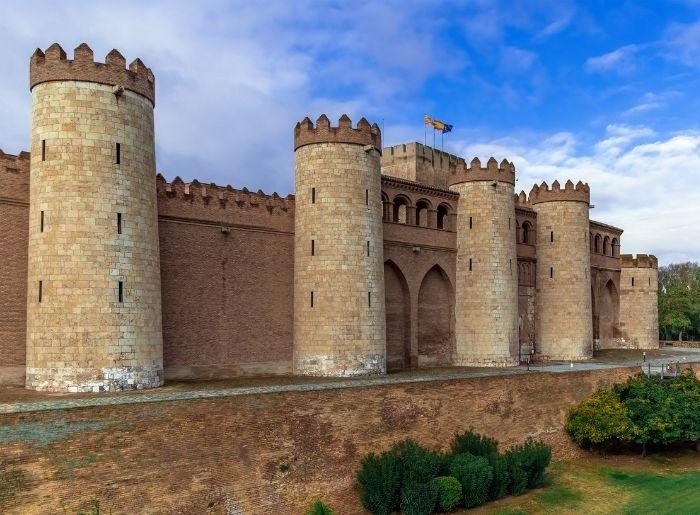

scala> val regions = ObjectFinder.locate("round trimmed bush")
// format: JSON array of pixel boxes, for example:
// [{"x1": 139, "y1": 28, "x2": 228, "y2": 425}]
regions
[
  {"x1": 391, "y1": 439, "x2": 443, "y2": 484},
  {"x1": 432, "y1": 476, "x2": 462, "y2": 512},
  {"x1": 448, "y1": 453, "x2": 493, "y2": 508}
]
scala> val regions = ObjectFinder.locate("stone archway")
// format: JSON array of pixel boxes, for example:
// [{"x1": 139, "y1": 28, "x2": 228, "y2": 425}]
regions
[
  {"x1": 417, "y1": 265, "x2": 455, "y2": 367},
  {"x1": 384, "y1": 261, "x2": 411, "y2": 370}
]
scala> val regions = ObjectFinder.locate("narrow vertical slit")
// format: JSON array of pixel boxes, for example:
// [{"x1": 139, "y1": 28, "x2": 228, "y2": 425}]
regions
[
  {"x1": 469, "y1": 216, "x2": 473, "y2": 229},
  {"x1": 115, "y1": 143, "x2": 121, "y2": 165},
  {"x1": 368, "y1": 291, "x2": 371, "y2": 307},
  {"x1": 40, "y1": 211, "x2": 44, "y2": 233},
  {"x1": 118, "y1": 281, "x2": 124, "y2": 303},
  {"x1": 311, "y1": 239, "x2": 314, "y2": 256},
  {"x1": 38, "y1": 280, "x2": 42, "y2": 303},
  {"x1": 311, "y1": 187, "x2": 316, "y2": 204},
  {"x1": 469, "y1": 258, "x2": 472, "y2": 271},
  {"x1": 365, "y1": 189, "x2": 369, "y2": 206},
  {"x1": 310, "y1": 291, "x2": 314, "y2": 307},
  {"x1": 117, "y1": 213, "x2": 122, "y2": 235},
  {"x1": 632, "y1": 277, "x2": 635, "y2": 287},
  {"x1": 41, "y1": 140, "x2": 46, "y2": 161},
  {"x1": 550, "y1": 267, "x2": 554, "y2": 279},
  {"x1": 366, "y1": 240, "x2": 370, "y2": 256},
  {"x1": 550, "y1": 231, "x2": 554, "y2": 242}
]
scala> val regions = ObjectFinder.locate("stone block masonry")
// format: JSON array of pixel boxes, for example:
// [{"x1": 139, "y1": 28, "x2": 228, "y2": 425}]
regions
[
  {"x1": 25, "y1": 44, "x2": 162, "y2": 392},
  {"x1": 449, "y1": 158, "x2": 519, "y2": 366},
  {"x1": 531, "y1": 181, "x2": 593, "y2": 361},
  {"x1": 619, "y1": 254, "x2": 659, "y2": 349},
  {"x1": 293, "y1": 115, "x2": 386, "y2": 376}
]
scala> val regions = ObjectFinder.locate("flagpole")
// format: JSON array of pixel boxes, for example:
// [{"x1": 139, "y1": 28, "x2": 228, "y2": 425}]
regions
[{"x1": 433, "y1": 128, "x2": 436, "y2": 164}]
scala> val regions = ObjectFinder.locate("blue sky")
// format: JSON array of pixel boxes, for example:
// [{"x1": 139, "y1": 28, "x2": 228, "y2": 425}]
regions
[{"x1": 1, "y1": 0, "x2": 699, "y2": 264}]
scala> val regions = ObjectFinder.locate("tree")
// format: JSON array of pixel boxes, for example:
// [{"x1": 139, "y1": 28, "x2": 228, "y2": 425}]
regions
[{"x1": 658, "y1": 263, "x2": 700, "y2": 341}]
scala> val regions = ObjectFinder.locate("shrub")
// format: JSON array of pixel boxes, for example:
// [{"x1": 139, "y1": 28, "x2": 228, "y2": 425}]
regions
[
  {"x1": 305, "y1": 499, "x2": 333, "y2": 515},
  {"x1": 486, "y1": 452, "x2": 509, "y2": 500},
  {"x1": 356, "y1": 451, "x2": 401, "y2": 514},
  {"x1": 391, "y1": 439, "x2": 443, "y2": 485},
  {"x1": 450, "y1": 428, "x2": 498, "y2": 457},
  {"x1": 504, "y1": 456, "x2": 528, "y2": 496},
  {"x1": 448, "y1": 453, "x2": 493, "y2": 508},
  {"x1": 432, "y1": 476, "x2": 462, "y2": 512},
  {"x1": 504, "y1": 439, "x2": 551, "y2": 489},
  {"x1": 400, "y1": 481, "x2": 439, "y2": 515},
  {"x1": 566, "y1": 388, "x2": 635, "y2": 453}
]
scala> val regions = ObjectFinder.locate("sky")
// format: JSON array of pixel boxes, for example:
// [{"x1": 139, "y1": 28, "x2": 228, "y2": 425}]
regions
[{"x1": 1, "y1": 0, "x2": 699, "y2": 265}]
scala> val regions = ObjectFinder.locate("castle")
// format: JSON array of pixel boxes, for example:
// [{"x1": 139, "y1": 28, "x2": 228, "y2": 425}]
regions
[{"x1": 0, "y1": 44, "x2": 659, "y2": 392}]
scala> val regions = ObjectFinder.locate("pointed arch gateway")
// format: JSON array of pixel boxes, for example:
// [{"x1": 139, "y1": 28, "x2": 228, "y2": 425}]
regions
[
  {"x1": 384, "y1": 260, "x2": 411, "y2": 370},
  {"x1": 598, "y1": 279, "x2": 620, "y2": 348},
  {"x1": 417, "y1": 264, "x2": 455, "y2": 367}
]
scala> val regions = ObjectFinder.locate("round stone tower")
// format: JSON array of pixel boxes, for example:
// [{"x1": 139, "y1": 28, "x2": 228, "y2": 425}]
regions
[
  {"x1": 293, "y1": 114, "x2": 386, "y2": 376},
  {"x1": 448, "y1": 157, "x2": 519, "y2": 366},
  {"x1": 26, "y1": 43, "x2": 163, "y2": 392},
  {"x1": 619, "y1": 254, "x2": 659, "y2": 349},
  {"x1": 530, "y1": 180, "x2": 592, "y2": 361}
]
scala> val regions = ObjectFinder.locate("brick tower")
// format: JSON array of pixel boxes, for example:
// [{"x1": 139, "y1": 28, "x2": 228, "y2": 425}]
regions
[
  {"x1": 619, "y1": 254, "x2": 659, "y2": 349},
  {"x1": 26, "y1": 43, "x2": 163, "y2": 391},
  {"x1": 530, "y1": 180, "x2": 592, "y2": 361},
  {"x1": 293, "y1": 115, "x2": 386, "y2": 376},
  {"x1": 448, "y1": 158, "x2": 519, "y2": 366}
]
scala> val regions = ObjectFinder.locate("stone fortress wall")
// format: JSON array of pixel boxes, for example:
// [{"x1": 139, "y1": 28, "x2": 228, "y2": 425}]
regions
[{"x1": 0, "y1": 44, "x2": 659, "y2": 390}]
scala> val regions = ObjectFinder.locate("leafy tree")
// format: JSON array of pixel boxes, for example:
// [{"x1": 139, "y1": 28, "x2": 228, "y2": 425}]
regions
[
  {"x1": 658, "y1": 262, "x2": 700, "y2": 341},
  {"x1": 566, "y1": 388, "x2": 635, "y2": 454}
]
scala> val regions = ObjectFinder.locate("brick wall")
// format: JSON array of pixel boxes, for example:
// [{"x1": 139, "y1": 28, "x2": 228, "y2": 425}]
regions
[
  {"x1": 0, "y1": 153, "x2": 29, "y2": 381},
  {"x1": 0, "y1": 365, "x2": 683, "y2": 513}
]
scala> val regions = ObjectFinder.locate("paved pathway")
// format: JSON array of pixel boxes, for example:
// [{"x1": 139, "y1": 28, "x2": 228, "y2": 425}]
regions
[{"x1": 2, "y1": 348, "x2": 699, "y2": 415}]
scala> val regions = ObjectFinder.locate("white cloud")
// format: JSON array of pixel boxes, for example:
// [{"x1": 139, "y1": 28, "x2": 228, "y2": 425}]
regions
[
  {"x1": 586, "y1": 44, "x2": 640, "y2": 74},
  {"x1": 0, "y1": 0, "x2": 465, "y2": 195},
  {"x1": 450, "y1": 126, "x2": 700, "y2": 265}
]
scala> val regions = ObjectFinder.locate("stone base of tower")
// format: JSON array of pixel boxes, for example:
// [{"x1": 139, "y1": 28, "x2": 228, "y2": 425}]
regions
[
  {"x1": 453, "y1": 354, "x2": 518, "y2": 367},
  {"x1": 535, "y1": 350, "x2": 592, "y2": 362},
  {"x1": 294, "y1": 354, "x2": 386, "y2": 377},
  {"x1": 26, "y1": 364, "x2": 164, "y2": 393}
]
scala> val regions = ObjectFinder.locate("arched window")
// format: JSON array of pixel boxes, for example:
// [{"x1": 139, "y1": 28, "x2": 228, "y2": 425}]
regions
[
  {"x1": 393, "y1": 196, "x2": 410, "y2": 224},
  {"x1": 522, "y1": 221, "x2": 533, "y2": 245},
  {"x1": 611, "y1": 237, "x2": 618, "y2": 257},
  {"x1": 437, "y1": 204, "x2": 450, "y2": 230},
  {"x1": 603, "y1": 236, "x2": 610, "y2": 256},
  {"x1": 415, "y1": 199, "x2": 431, "y2": 227},
  {"x1": 381, "y1": 192, "x2": 390, "y2": 221},
  {"x1": 594, "y1": 234, "x2": 602, "y2": 254}
]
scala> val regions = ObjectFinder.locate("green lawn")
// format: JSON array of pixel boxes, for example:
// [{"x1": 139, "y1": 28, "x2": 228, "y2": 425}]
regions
[{"x1": 473, "y1": 450, "x2": 700, "y2": 514}]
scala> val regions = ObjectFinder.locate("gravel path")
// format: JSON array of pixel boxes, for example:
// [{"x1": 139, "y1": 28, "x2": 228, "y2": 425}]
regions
[{"x1": 2, "y1": 348, "x2": 699, "y2": 414}]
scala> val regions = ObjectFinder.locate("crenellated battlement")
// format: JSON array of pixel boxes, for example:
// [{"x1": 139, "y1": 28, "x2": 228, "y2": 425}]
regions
[
  {"x1": 30, "y1": 43, "x2": 156, "y2": 105},
  {"x1": 156, "y1": 174, "x2": 295, "y2": 219},
  {"x1": 514, "y1": 190, "x2": 530, "y2": 207},
  {"x1": 528, "y1": 180, "x2": 589, "y2": 205},
  {"x1": 620, "y1": 254, "x2": 658, "y2": 269},
  {"x1": 447, "y1": 156, "x2": 515, "y2": 186},
  {"x1": 294, "y1": 114, "x2": 381, "y2": 152},
  {"x1": 0, "y1": 149, "x2": 30, "y2": 203}
]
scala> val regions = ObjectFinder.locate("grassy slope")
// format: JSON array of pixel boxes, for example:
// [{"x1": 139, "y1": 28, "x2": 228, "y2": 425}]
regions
[{"x1": 473, "y1": 451, "x2": 700, "y2": 514}]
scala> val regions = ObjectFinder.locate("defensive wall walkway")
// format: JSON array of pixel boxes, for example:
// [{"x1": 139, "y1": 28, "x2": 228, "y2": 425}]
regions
[{"x1": 2, "y1": 347, "x2": 699, "y2": 414}]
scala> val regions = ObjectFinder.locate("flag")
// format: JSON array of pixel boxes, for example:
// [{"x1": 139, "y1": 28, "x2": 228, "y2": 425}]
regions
[{"x1": 423, "y1": 115, "x2": 453, "y2": 133}]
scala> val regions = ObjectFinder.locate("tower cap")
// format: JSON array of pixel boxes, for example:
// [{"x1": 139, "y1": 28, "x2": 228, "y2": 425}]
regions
[
  {"x1": 30, "y1": 43, "x2": 156, "y2": 105},
  {"x1": 294, "y1": 114, "x2": 381, "y2": 151}
]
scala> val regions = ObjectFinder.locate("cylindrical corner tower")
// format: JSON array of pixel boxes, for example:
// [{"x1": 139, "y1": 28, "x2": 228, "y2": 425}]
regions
[
  {"x1": 530, "y1": 180, "x2": 592, "y2": 361},
  {"x1": 26, "y1": 43, "x2": 163, "y2": 392},
  {"x1": 293, "y1": 114, "x2": 386, "y2": 376},
  {"x1": 448, "y1": 157, "x2": 519, "y2": 366},
  {"x1": 619, "y1": 254, "x2": 659, "y2": 349}
]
